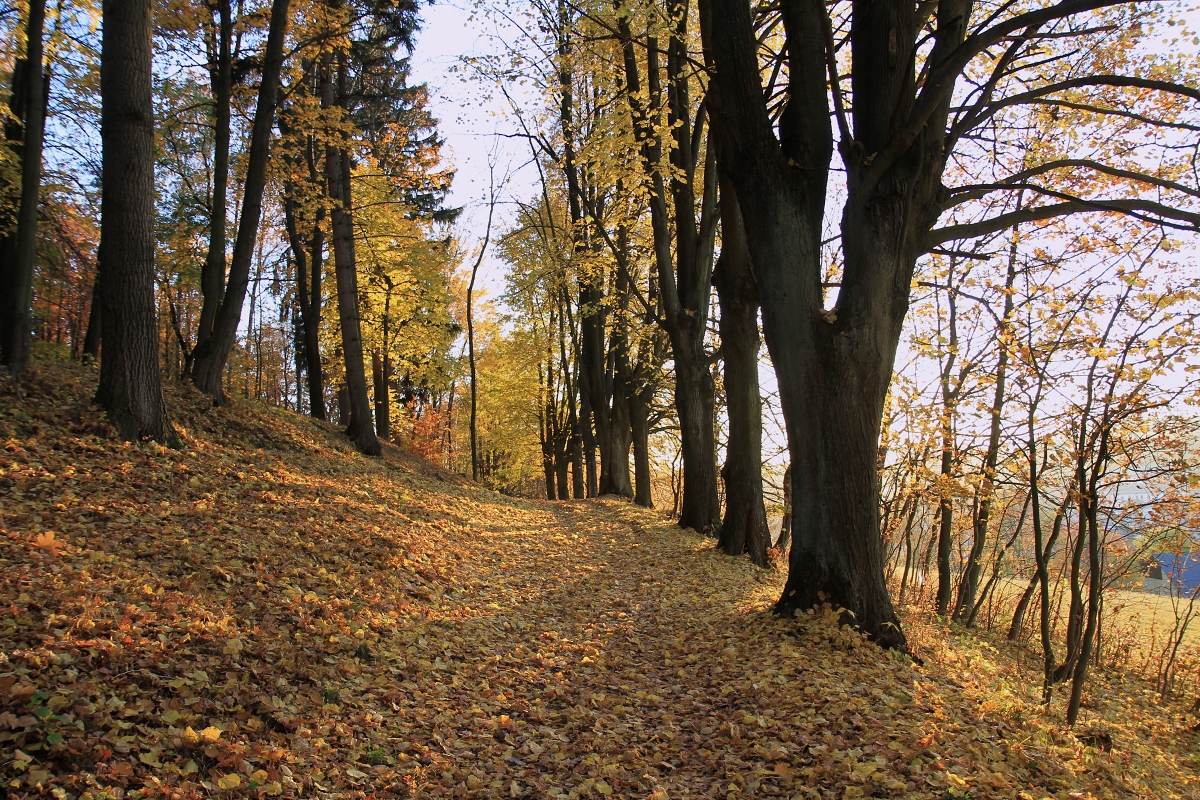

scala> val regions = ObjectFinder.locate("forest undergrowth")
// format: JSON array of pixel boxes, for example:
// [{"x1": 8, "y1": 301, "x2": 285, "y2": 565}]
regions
[{"x1": 1, "y1": 352, "x2": 1198, "y2": 800}]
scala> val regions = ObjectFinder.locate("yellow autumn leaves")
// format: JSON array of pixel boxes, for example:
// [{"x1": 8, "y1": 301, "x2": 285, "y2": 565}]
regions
[{"x1": 179, "y1": 725, "x2": 222, "y2": 746}]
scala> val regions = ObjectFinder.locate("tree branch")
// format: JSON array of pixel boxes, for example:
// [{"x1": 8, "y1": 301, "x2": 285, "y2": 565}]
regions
[{"x1": 927, "y1": 198, "x2": 1200, "y2": 247}]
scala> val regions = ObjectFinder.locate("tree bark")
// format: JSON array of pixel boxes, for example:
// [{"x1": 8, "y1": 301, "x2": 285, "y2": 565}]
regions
[
  {"x1": 1, "y1": 0, "x2": 46, "y2": 378},
  {"x1": 94, "y1": 0, "x2": 173, "y2": 443},
  {"x1": 617, "y1": 10, "x2": 720, "y2": 534},
  {"x1": 775, "y1": 463, "x2": 792, "y2": 555},
  {"x1": 608, "y1": 374, "x2": 634, "y2": 497},
  {"x1": 701, "y1": 0, "x2": 969, "y2": 648},
  {"x1": 631, "y1": 389, "x2": 653, "y2": 507},
  {"x1": 196, "y1": 0, "x2": 232, "y2": 348},
  {"x1": 281, "y1": 172, "x2": 326, "y2": 419},
  {"x1": 82, "y1": 270, "x2": 101, "y2": 361},
  {"x1": 189, "y1": 0, "x2": 290, "y2": 402},
  {"x1": 327, "y1": 90, "x2": 379, "y2": 455},
  {"x1": 372, "y1": 350, "x2": 390, "y2": 441},
  {"x1": 1007, "y1": 499, "x2": 1064, "y2": 641},
  {"x1": 713, "y1": 181, "x2": 768, "y2": 567}
]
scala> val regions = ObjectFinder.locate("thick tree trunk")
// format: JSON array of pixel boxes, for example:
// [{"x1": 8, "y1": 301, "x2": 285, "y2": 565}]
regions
[
  {"x1": 936, "y1": 492, "x2": 954, "y2": 616},
  {"x1": 189, "y1": 0, "x2": 290, "y2": 401},
  {"x1": 713, "y1": 183, "x2": 768, "y2": 566},
  {"x1": 702, "y1": 0, "x2": 968, "y2": 650},
  {"x1": 197, "y1": 0, "x2": 232, "y2": 347},
  {"x1": 672, "y1": 320, "x2": 720, "y2": 534},
  {"x1": 336, "y1": 386, "x2": 350, "y2": 424},
  {"x1": 2, "y1": 0, "x2": 46, "y2": 377},
  {"x1": 327, "y1": 131, "x2": 379, "y2": 455},
  {"x1": 540, "y1": 414, "x2": 557, "y2": 499},
  {"x1": 94, "y1": 0, "x2": 173, "y2": 443},
  {"x1": 578, "y1": 382, "x2": 599, "y2": 496},
  {"x1": 631, "y1": 390, "x2": 653, "y2": 507}
]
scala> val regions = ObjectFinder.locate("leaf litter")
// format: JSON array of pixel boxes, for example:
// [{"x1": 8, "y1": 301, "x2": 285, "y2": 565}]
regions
[{"x1": 1, "y1": 358, "x2": 1198, "y2": 799}]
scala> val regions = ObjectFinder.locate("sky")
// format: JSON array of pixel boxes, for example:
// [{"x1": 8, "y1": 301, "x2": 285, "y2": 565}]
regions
[{"x1": 410, "y1": 2, "x2": 542, "y2": 302}]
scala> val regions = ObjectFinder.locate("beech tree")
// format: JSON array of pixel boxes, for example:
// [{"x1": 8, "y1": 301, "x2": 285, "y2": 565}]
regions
[
  {"x1": 94, "y1": 0, "x2": 173, "y2": 442},
  {"x1": 702, "y1": 0, "x2": 1200, "y2": 646}
]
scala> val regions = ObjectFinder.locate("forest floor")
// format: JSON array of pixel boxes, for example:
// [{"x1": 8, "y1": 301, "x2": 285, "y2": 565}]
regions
[{"x1": 2, "y1": 351, "x2": 1199, "y2": 800}]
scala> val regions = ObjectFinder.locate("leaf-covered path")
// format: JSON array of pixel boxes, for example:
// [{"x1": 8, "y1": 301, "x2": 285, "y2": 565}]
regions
[{"x1": 2, "y1": 360, "x2": 1197, "y2": 799}]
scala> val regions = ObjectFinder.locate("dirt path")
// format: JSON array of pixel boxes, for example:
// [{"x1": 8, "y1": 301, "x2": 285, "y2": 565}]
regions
[{"x1": 374, "y1": 497, "x2": 954, "y2": 800}]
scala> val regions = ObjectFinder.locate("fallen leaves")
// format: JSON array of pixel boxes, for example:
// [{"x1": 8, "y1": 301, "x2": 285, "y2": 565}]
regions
[
  {"x1": 32, "y1": 530, "x2": 61, "y2": 556},
  {"x1": 0, "y1": 358, "x2": 1198, "y2": 799}
]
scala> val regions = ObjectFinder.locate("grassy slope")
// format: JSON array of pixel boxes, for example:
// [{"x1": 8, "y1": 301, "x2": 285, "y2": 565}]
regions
[{"x1": 1, "y1": 352, "x2": 1198, "y2": 800}]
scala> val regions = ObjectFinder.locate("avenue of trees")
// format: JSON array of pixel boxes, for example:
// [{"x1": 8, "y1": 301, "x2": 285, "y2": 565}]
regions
[{"x1": 1, "y1": 0, "x2": 1199, "y2": 724}]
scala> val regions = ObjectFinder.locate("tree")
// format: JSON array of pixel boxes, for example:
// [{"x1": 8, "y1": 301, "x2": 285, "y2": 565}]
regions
[
  {"x1": 713, "y1": 181, "x2": 768, "y2": 566},
  {"x1": 189, "y1": 0, "x2": 291, "y2": 402},
  {"x1": 0, "y1": 0, "x2": 47, "y2": 380},
  {"x1": 701, "y1": 0, "x2": 1200, "y2": 648},
  {"x1": 94, "y1": 0, "x2": 173, "y2": 443}
]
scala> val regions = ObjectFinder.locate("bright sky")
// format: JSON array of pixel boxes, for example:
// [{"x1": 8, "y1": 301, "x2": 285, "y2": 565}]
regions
[{"x1": 410, "y1": 2, "x2": 542, "y2": 301}]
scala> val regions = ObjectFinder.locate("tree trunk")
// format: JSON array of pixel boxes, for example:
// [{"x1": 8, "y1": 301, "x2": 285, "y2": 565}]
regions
[
  {"x1": 616, "y1": 9, "x2": 719, "y2": 533},
  {"x1": 774, "y1": 463, "x2": 792, "y2": 554},
  {"x1": 540, "y1": 401, "x2": 557, "y2": 499},
  {"x1": 607, "y1": 372, "x2": 634, "y2": 498},
  {"x1": 327, "y1": 105, "x2": 379, "y2": 455},
  {"x1": 196, "y1": 0, "x2": 232, "y2": 348},
  {"x1": 94, "y1": 0, "x2": 173, "y2": 443},
  {"x1": 1, "y1": 0, "x2": 46, "y2": 378},
  {"x1": 1008, "y1": 500, "x2": 1065, "y2": 641},
  {"x1": 82, "y1": 270, "x2": 101, "y2": 361},
  {"x1": 282, "y1": 178, "x2": 326, "y2": 420},
  {"x1": 671, "y1": 320, "x2": 720, "y2": 534},
  {"x1": 1067, "y1": 465, "x2": 1105, "y2": 725},
  {"x1": 713, "y1": 181, "x2": 768, "y2": 567},
  {"x1": 336, "y1": 386, "x2": 350, "y2": 424},
  {"x1": 555, "y1": 430, "x2": 570, "y2": 499},
  {"x1": 189, "y1": 0, "x2": 290, "y2": 402},
  {"x1": 372, "y1": 350, "x2": 390, "y2": 441},
  {"x1": 631, "y1": 389, "x2": 653, "y2": 507}
]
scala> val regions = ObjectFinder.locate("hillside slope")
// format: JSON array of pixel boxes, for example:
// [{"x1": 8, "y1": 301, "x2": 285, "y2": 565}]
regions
[{"x1": 1, "y1": 354, "x2": 1197, "y2": 799}]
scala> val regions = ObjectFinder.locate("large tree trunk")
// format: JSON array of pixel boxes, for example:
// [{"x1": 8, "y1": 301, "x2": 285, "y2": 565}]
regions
[
  {"x1": 713, "y1": 182, "x2": 768, "y2": 567},
  {"x1": 671, "y1": 320, "x2": 720, "y2": 533},
  {"x1": 189, "y1": 0, "x2": 290, "y2": 402},
  {"x1": 701, "y1": 0, "x2": 964, "y2": 649},
  {"x1": 196, "y1": 0, "x2": 232, "y2": 348},
  {"x1": 326, "y1": 63, "x2": 379, "y2": 456},
  {"x1": 94, "y1": 0, "x2": 173, "y2": 443},
  {"x1": 1, "y1": 0, "x2": 46, "y2": 378}
]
